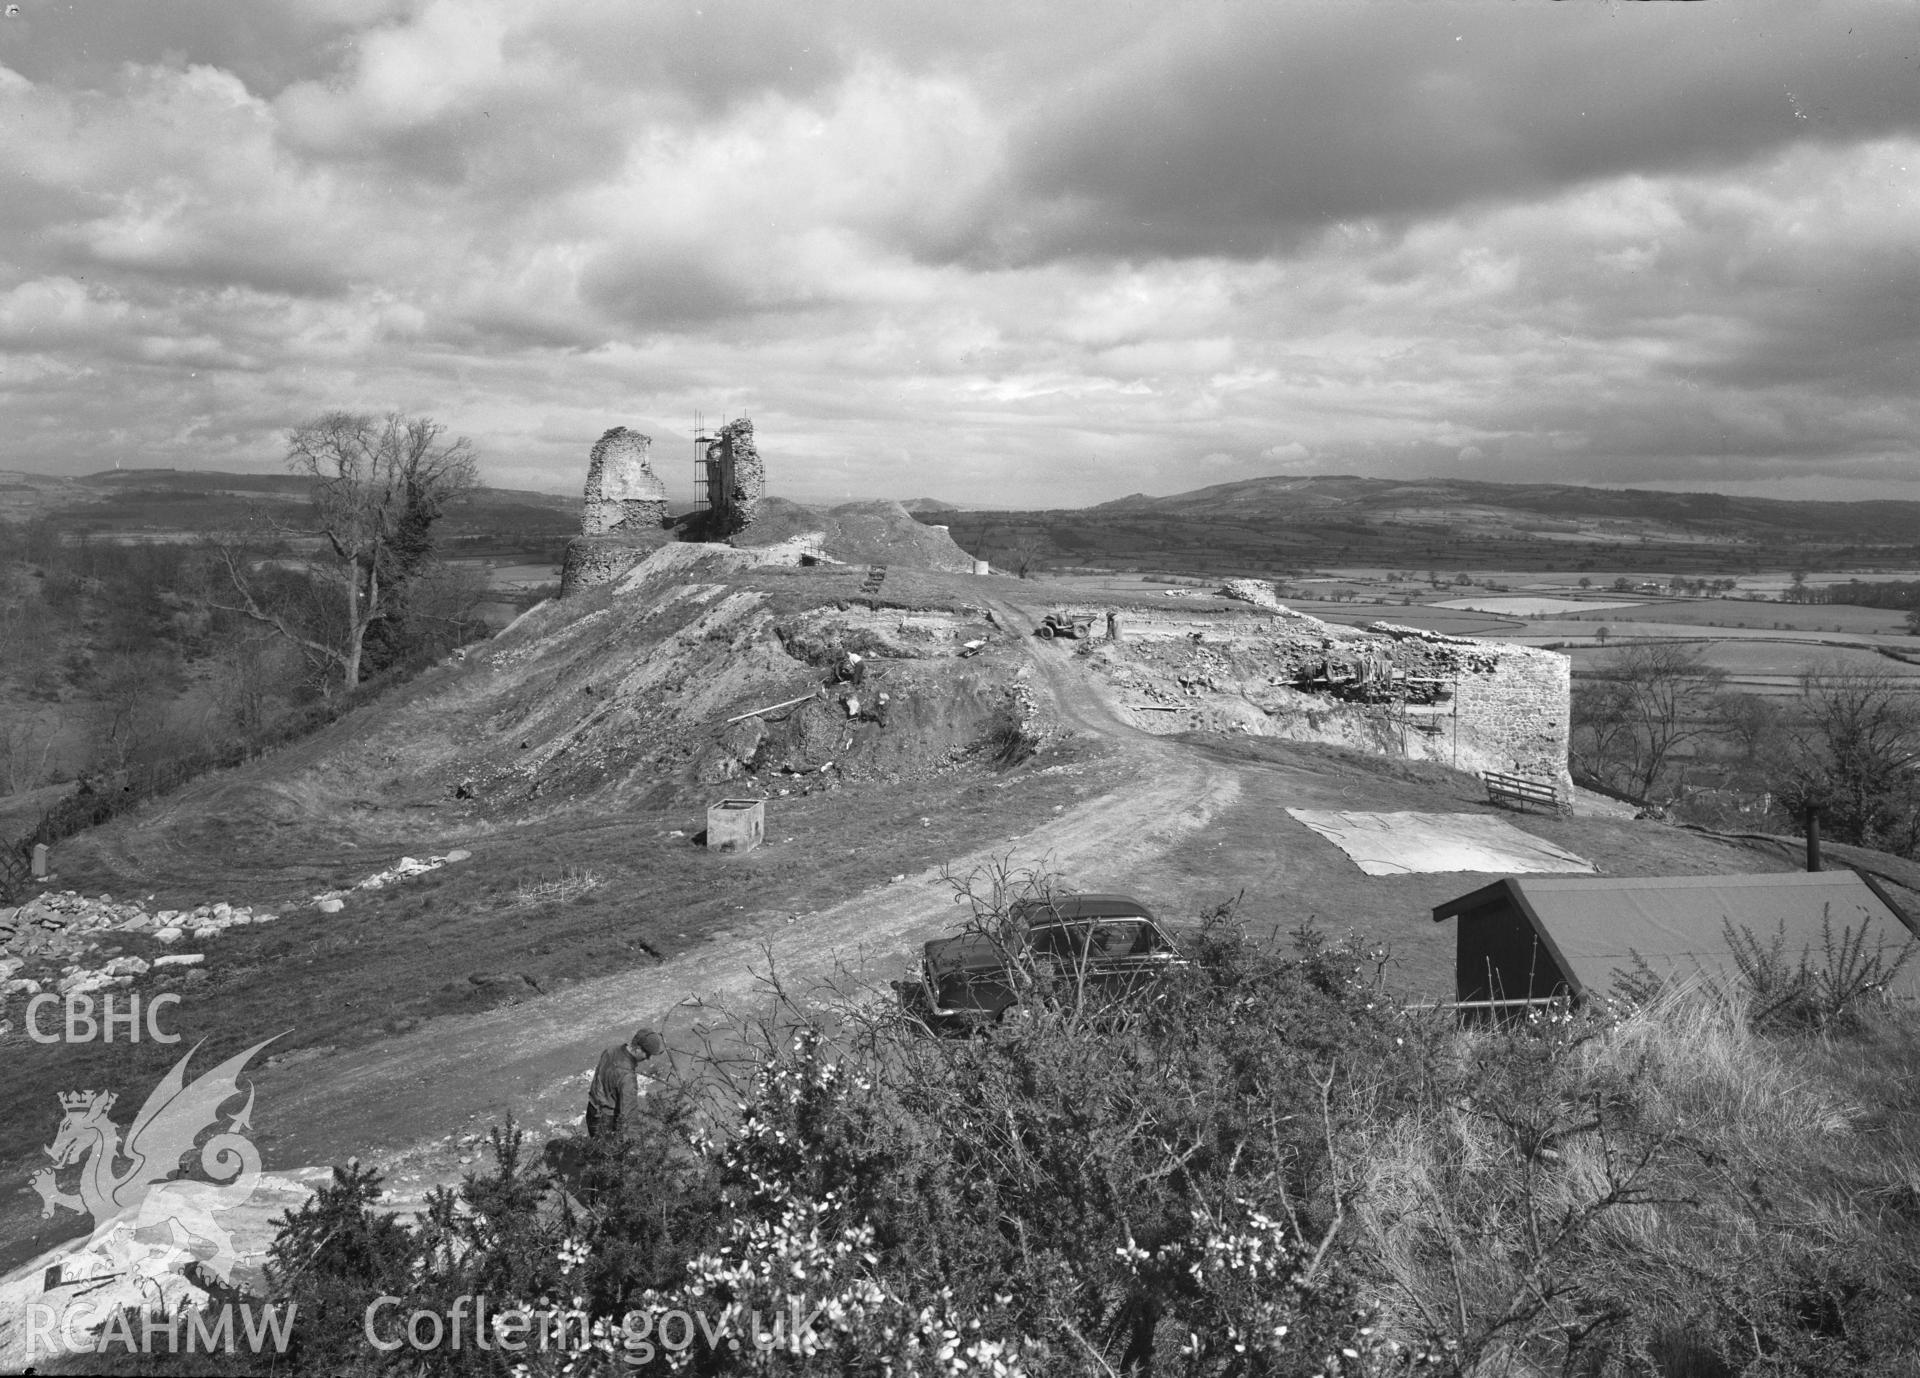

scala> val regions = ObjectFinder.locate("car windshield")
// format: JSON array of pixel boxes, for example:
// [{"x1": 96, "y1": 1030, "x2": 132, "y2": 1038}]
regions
[{"x1": 1034, "y1": 918, "x2": 1161, "y2": 959}]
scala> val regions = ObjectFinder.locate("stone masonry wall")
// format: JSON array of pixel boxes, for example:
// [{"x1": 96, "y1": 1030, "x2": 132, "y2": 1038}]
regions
[
  {"x1": 1375, "y1": 625, "x2": 1573, "y2": 797},
  {"x1": 1076, "y1": 604, "x2": 1573, "y2": 797},
  {"x1": 581, "y1": 427, "x2": 668, "y2": 535},
  {"x1": 562, "y1": 426, "x2": 672, "y2": 595},
  {"x1": 704, "y1": 418, "x2": 765, "y2": 538}
]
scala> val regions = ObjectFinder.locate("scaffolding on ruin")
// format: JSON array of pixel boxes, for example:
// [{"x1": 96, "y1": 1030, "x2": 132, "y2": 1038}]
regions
[
  {"x1": 692, "y1": 410, "x2": 714, "y2": 521},
  {"x1": 690, "y1": 409, "x2": 752, "y2": 525},
  {"x1": 1389, "y1": 672, "x2": 1461, "y2": 765}
]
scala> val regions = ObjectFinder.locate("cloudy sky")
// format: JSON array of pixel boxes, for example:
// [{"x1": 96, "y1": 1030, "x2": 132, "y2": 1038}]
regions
[{"x1": 1, "y1": 0, "x2": 1916, "y2": 507}]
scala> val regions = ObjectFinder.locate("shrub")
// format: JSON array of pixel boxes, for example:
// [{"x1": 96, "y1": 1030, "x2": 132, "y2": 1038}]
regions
[
  {"x1": 256, "y1": 1102, "x2": 720, "y2": 1376},
  {"x1": 241, "y1": 874, "x2": 1920, "y2": 1376},
  {"x1": 245, "y1": 879, "x2": 1423, "y2": 1374},
  {"x1": 1614, "y1": 913, "x2": 1917, "y2": 1034}
]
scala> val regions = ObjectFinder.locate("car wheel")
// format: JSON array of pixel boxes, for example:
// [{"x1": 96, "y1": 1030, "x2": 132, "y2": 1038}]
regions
[{"x1": 1037, "y1": 625, "x2": 1054, "y2": 638}]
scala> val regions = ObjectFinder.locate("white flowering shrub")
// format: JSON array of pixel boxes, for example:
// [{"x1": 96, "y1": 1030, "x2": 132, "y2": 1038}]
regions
[{"x1": 250, "y1": 897, "x2": 1431, "y2": 1377}]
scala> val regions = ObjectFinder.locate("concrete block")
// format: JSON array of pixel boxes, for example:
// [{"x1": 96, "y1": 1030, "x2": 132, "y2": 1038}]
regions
[
  {"x1": 30, "y1": 844, "x2": 48, "y2": 878},
  {"x1": 706, "y1": 798, "x2": 766, "y2": 854}
]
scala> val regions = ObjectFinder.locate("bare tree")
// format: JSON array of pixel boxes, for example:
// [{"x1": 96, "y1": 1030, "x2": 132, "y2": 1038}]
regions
[
  {"x1": 1712, "y1": 690, "x2": 1782, "y2": 764},
  {"x1": 85, "y1": 650, "x2": 185, "y2": 774},
  {"x1": 208, "y1": 413, "x2": 478, "y2": 696},
  {"x1": 1571, "y1": 678, "x2": 1635, "y2": 791},
  {"x1": 990, "y1": 528, "x2": 1048, "y2": 580},
  {"x1": 1773, "y1": 661, "x2": 1920, "y2": 857},
  {"x1": 1577, "y1": 641, "x2": 1727, "y2": 800},
  {"x1": 0, "y1": 707, "x2": 64, "y2": 795},
  {"x1": 208, "y1": 632, "x2": 298, "y2": 737}
]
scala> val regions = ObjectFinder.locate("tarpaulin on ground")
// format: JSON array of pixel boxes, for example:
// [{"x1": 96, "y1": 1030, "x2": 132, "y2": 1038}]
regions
[{"x1": 1284, "y1": 810, "x2": 1598, "y2": 876}]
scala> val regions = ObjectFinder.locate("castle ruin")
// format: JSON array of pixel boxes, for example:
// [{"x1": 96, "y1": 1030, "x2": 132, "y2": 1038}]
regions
[
  {"x1": 1077, "y1": 598, "x2": 1573, "y2": 798},
  {"x1": 697, "y1": 418, "x2": 764, "y2": 539},
  {"x1": 560, "y1": 427, "x2": 671, "y2": 594}
]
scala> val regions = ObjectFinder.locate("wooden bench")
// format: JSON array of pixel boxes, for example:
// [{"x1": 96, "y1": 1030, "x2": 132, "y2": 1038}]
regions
[{"x1": 1483, "y1": 769, "x2": 1567, "y2": 816}]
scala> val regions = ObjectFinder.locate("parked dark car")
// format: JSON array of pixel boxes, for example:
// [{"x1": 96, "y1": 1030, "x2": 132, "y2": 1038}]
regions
[{"x1": 895, "y1": 893, "x2": 1184, "y2": 1032}]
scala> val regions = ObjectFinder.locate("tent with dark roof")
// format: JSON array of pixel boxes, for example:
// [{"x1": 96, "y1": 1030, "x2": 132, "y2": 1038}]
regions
[{"x1": 1431, "y1": 871, "x2": 1919, "y2": 1010}]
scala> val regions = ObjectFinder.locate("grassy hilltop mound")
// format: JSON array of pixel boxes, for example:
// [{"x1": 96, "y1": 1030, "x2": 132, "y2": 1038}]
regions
[
  {"x1": 53, "y1": 541, "x2": 1032, "y2": 884},
  {"x1": 737, "y1": 496, "x2": 978, "y2": 573},
  {"x1": 3, "y1": 533, "x2": 1123, "y2": 1269}
]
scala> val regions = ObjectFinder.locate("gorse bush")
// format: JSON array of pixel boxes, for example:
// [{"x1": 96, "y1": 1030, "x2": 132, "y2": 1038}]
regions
[
  {"x1": 237, "y1": 869, "x2": 1920, "y2": 1376},
  {"x1": 1613, "y1": 911, "x2": 1918, "y2": 1035},
  {"x1": 250, "y1": 1097, "x2": 721, "y2": 1377}
]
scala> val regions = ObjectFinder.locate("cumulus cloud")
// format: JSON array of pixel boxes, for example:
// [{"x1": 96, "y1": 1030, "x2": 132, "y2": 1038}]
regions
[
  {"x1": 997, "y1": 3, "x2": 1920, "y2": 262},
  {"x1": 0, "y1": 276, "x2": 131, "y2": 345},
  {"x1": 0, "y1": 0, "x2": 1913, "y2": 507}
]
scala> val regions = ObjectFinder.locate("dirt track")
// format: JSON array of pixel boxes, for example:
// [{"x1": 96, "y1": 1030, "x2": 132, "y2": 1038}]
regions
[{"x1": 267, "y1": 598, "x2": 1239, "y2": 1169}]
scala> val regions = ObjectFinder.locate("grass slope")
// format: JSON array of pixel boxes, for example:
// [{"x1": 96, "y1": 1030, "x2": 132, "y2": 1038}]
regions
[{"x1": 0, "y1": 546, "x2": 1095, "y2": 1266}]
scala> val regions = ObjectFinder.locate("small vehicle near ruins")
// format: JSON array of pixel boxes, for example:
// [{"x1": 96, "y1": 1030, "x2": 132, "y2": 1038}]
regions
[
  {"x1": 894, "y1": 893, "x2": 1186, "y2": 1034},
  {"x1": 1035, "y1": 611, "x2": 1095, "y2": 639}
]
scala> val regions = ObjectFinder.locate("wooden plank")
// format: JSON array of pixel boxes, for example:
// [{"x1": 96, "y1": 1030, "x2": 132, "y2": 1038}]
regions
[{"x1": 725, "y1": 690, "x2": 819, "y2": 725}]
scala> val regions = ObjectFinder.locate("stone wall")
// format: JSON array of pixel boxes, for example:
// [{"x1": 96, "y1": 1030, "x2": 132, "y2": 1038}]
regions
[
  {"x1": 1373, "y1": 625, "x2": 1573, "y2": 796},
  {"x1": 1074, "y1": 604, "x2": 1573, "y2": 797},
  {"x1": 703, "y1": 418, "x2": 765, "y2": 538},
  {"x1": 561, "y1": 426, "x2": 672, "y2": 594},
  {"x1": 582, "y1": 427, "x2": 668, "y2": 535}
]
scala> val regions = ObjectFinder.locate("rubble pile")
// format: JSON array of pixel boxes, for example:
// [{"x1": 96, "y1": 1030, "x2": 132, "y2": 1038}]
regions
[
  {"x1": 1216, "y1": 578, "x2": 1288, "y2": 610},
  {"x1": 308, "y1": 849, "x2": 472, "y2": 911},
  {"x1": 0, "y1": 889, "x2": 280, "y2": 1032},
  {"x1": 0, "y1": 848, "x2": 475, "y2": 1030},
  {"x1": 1069, "y1": 604, "x2": 1570, "y2": 791},
  {"x1": 0, "y1": 890, "x2": 276, "y2": 961}
]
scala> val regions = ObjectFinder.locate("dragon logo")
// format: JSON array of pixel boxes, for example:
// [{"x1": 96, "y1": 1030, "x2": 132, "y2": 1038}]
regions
[{"x1": 30, "y1": 1036, "x2": 280, "y2": 1286}]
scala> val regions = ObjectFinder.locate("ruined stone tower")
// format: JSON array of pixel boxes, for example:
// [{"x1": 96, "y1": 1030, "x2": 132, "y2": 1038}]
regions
[
  {"x1": 560, "y1": 426, "x2": 672, "y2": 594},
  {"x1": 582, "y1": 427, "x2": 668, "y2": 534},
  {"x1": 699, "y1": 418, "x2": 765, "y2": 539}
]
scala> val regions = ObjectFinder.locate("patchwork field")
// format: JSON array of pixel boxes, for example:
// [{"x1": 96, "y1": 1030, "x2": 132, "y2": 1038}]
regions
[{"x1": 1433, "y1": 596, "x2": 1647, "y2": 616}]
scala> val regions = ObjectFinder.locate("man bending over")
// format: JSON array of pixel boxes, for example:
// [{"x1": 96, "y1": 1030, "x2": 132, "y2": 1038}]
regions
[{"x1": 586, "y1": 1026, "x2": 666, "y2": 1141}]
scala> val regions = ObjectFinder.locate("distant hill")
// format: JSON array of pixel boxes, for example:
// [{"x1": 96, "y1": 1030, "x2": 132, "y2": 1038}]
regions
[
  {"x1": 79, "y1": 467, "x2": 314, "y2": 495},
  {"x1": 900, "y1": 498, "x2": 960, "y2": 514},
  {"x1": 1087, "y1": 474, "x2": 1920, "y2": 542},
  {"x1": 2, "y1": 467, "x2": 578, "y2": 549},
  {"x1": 931, "y1": 473, "x2": 1920, "y2": 577}
]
